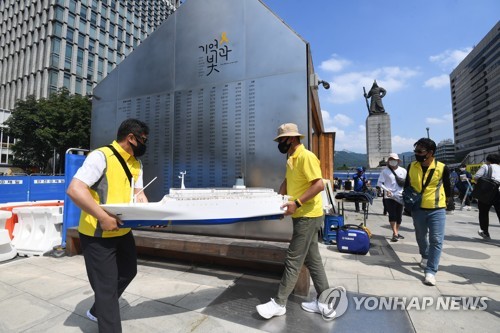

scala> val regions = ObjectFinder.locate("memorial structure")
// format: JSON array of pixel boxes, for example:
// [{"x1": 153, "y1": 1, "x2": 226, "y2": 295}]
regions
[
  {"x1": 364, "y1": 81, "x2": 392, "y2": 168},
  {"x1": 89, "y1": 0, "x2": 333, "y2": 240}
]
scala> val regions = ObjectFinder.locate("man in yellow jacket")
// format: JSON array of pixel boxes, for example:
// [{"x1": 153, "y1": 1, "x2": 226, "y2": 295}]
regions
[
  {"x1": 67, "y1": 118, "x2": 149, "y2": 332},
  {"x1": 406, "y1": 138, "x2": 451, "y2": 286},
  {"x1": 257, "y1": 123, "x2": 334, "y2": 320}
]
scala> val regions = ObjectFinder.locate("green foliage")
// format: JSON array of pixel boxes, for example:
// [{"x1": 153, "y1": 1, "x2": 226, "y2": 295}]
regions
[
  {"x1": 334, "y1": 151, "x2": 367, "y2": 170},
  {"x1": 5, "y1": 88, "x2": 91, "y2": 173}
]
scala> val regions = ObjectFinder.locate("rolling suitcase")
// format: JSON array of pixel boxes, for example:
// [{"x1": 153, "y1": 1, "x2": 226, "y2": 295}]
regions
[{"x1": 337, "y1": 224, "x2": 370, "y2": 255}]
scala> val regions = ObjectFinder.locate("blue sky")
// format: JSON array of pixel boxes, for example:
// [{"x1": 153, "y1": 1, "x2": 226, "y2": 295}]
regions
[{"x1": 262, "y1": 0, "x2": 499, "y2": 154}]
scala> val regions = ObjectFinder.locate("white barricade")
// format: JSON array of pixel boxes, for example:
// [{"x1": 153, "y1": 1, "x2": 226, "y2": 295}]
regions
[
  {"x1": 11, "y1": 206, "x2": 63, "y2": 257},
  {"x1": 0, "y1": 210, "x2": 17, "y2": 262}
]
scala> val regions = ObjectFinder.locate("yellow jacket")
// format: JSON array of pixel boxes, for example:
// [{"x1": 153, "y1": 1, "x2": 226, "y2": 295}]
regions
[
  {"x1": 408, "y1": 160, "x2": 447, "y2": 209},
  {"x1": 286, "y1": 144, "x2": 324, "y2": 218},
  {"x1": 78, "y1": 141, "x2": 141, "y2": 237}
]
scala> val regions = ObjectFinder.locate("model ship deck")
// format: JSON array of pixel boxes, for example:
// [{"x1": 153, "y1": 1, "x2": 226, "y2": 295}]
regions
[{"x1": 101, "y1": 187, "x2": 287, "y2": 227}]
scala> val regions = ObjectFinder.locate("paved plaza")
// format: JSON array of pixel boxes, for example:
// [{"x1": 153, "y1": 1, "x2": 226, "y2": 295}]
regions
[{"x1": 0, "y1": 197, "x2": 499, "y2": 332}]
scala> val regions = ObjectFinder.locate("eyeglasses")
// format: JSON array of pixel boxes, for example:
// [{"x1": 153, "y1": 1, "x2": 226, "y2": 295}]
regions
[
  {"x1": 414, "y1": 149, "x2": 427, "y2": 154},
  {"x1": 134, "y1": 135, "x2": 148, "y2": 144}
]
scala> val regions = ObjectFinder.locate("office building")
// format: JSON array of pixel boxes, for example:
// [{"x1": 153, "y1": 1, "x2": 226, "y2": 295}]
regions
[
  {"x1": 0, "y1": 108, "x2": 14, "y2": 167},
  {"x1": 0, "y1": 0, "x2": 179, "y2": 111},
  {"x1": 435, "y1": 139, "x2": 455, "y2": 165},
  {"x1": 450, "y1": 21, "x2": 500, "y2": 160}
]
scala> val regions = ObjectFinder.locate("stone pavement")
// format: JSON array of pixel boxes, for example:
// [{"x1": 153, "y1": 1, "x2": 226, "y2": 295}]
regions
[{"x1": 0, "y1": 197, "x2": 499, "y2": 332}]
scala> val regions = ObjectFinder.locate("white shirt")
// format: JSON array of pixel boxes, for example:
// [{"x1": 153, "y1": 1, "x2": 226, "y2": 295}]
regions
[
  {"x1": 377, "y1": 166, "x2": 407, "y2": 199},
  {"x1": 73, "y1": 150, "x2": 144, "y2": 188},
  {"x1": 474, "y1": 163, "x2": 500, "y2": 184}
]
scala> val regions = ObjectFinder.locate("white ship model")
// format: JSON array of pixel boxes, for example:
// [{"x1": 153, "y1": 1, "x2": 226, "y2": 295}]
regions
[{"x1": 101, "y1": 173, "x2": 287, "y2": 228}]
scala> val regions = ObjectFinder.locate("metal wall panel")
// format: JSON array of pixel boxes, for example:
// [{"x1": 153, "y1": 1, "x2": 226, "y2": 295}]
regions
[
  {"x1": 91, "y1": 0, "x2": 309, "y2": 240},
  {"x1": 175, "y1": 0, "x2": 246, "y2": 89}
]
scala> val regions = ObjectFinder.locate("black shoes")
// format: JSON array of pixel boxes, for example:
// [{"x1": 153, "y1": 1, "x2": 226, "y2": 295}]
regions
[
  {"x1": 478, "y1": 230, "x2": 491, "y2": 240},
  {"x1": 391, "y1": 234, "x2": 404, "y2": 242}
]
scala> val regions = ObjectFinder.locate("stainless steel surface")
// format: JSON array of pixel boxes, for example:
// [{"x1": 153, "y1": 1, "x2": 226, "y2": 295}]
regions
[{"x1": 91, "y1": 0, "x2": 309, "y2": 240}]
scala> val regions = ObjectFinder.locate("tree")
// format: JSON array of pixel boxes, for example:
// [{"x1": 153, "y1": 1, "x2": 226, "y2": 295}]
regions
[{"x1": 5, "y1": 89, "x2": 91, "y2": 173}]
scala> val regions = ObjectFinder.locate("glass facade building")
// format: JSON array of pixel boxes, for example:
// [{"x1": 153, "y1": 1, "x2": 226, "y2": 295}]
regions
[
  {"x1": 0, "y1": 109, "x2": 14, "y2": 166},
  {"x1": 435, "y1": 139, "x2": 456, "y2": 165},
  {"x1": 0, "y1": 0, "x2": 179, "y2": 110},
  {"x1": 450, "y1": 21, "x2": 500, "y2": 160}
]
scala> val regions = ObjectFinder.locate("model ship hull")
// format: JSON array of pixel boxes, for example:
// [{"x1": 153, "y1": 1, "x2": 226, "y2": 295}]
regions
[{"x1": 101, "y1": 187, "x2": 287, "y2": 228}]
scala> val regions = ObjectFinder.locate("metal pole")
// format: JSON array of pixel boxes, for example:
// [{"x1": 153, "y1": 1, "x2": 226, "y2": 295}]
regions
[
  {"x1": 426, "y1": 127, "x2": 430, "y2": 138},
  {"x1": 53, "y1": 148, "x2": 56, "y2": 175}
]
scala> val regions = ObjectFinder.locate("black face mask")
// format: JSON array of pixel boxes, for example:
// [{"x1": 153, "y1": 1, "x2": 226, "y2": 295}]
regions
[
  {"x1": 131, "y1": 140, "x2": 147, "y2": 157},
  {"x1": 278, "y1": 140, "x2": 291, "y2": 154},
  {"x1": 415, "y1": 154, "x2": 427, "y2": 163}
]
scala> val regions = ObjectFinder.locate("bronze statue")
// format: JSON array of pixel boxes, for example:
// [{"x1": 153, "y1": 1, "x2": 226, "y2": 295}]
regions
[{"x1": 363, "y1": 80, "x2": 386, "y2": 114}]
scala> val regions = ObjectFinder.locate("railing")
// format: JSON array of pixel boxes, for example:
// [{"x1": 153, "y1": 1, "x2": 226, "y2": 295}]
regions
[
  {"x1": 0, "y1": 175, "x2": 66, "y2": 203},
  {"x1": 333, "y1": 170, "x2": 381, "y2": 186}
]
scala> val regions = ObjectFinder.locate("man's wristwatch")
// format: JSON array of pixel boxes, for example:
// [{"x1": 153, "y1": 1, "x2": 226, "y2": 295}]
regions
[{"x1": 294, "y1": 199, "x2": 302, "y2": 208}]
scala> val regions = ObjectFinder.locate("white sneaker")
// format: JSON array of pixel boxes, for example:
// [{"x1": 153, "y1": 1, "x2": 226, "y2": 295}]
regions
[
  {"x1": 256, "y1": 298, "x2": 286, "y2": 319},
  {"x1": 301, "y1": 299, "x2": 336, "y2": 319},
  {"x1": 86, "y1": 309, "x2": 98, "y2": 322},
  {"x1": 424, "y1": 273, "x2": 436, "y2": 286},
  {"x1": 419, "y1": 258, "x2": 427, "y2": 269},
  {"x1": 301, "y1": 299, "x2": 320, "y2": 313}
]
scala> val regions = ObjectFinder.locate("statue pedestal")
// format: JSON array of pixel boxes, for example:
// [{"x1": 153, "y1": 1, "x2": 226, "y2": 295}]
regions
[{"x1": 366, "y1": 113, "x2": 392, "y2": 168}]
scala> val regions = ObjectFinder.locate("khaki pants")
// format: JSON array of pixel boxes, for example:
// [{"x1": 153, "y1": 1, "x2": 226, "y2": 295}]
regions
[{"x1": 276, "y1": 215, "x2": 330, "y2": 305}]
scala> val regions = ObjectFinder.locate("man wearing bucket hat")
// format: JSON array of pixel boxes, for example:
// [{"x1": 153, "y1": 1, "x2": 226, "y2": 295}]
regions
[
  {"x1": 377, "y1": 153, "x2": 407, "y2": 241},
  {"x1": 256, "y1": 123, "x2": 334, "y2": 320}
]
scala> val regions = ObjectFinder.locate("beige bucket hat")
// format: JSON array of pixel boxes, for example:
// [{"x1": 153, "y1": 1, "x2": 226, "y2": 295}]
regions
[{"x1": 273, "y1": 123, "x2": 305, "y2": 141}]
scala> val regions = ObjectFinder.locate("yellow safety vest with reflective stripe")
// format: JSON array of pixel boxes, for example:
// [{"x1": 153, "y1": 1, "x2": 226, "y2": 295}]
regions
[
  {"x1": 77, "y1": 141, "x2": 141, "y2": 238},
  {"x1": 408, "y1": 160, "x2": 446, "y2": 209}
]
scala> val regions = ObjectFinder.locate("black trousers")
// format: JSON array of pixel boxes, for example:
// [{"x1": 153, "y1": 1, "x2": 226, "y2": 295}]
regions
[
  {"x1": 478, "y1": 193, "x2": 500, "y2": 235},
  {"x1": 79, "y1": 231, "x2": 137, "y2": 333},
  {"x1": 458, "y1": 190, "x2": 471, "y2": 206}
]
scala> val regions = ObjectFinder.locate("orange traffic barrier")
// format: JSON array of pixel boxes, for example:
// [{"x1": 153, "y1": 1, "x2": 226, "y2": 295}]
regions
[{"x1": 0, "y1": 200, "x2": 63, "y2": 240}]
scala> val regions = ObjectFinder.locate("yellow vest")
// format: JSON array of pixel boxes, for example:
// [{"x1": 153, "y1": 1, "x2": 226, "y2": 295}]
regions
[
  {"x1": 408, "y1": 160, "x2": 446, "y2": 209},
  {"x1": 78, "y1": 141, "x2": 141, "y2": 237}
]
